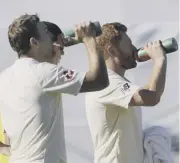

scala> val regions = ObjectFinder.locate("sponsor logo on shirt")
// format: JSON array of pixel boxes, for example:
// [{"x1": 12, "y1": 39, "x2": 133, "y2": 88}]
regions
[
  {"x1": 123, "y1": 83, "x2": 130, "y2": 90},
  {"x1": 63, "y1": 69, "x2": 75, "y2": 80},
  {"x1": 120, "y1": 83, "x2": 130, "y2": 94}
]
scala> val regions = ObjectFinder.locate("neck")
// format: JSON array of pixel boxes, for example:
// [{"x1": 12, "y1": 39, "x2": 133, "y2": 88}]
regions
[
  {"x1": 21, "y1": 49, "x2": 39, "y2": 60},
  {"x1": 22, "y1": 51, "x2": 51, "y2": 63},
  {"x1": 105, "y1": 59, "x2": 126, "y2": 77},
  {"x1": 20, "y1": 54, "x2": 40, "y2": 62}
]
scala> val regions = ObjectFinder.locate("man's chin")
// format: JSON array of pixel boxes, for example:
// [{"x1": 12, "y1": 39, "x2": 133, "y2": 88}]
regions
[
  {"x1": 132, "y1": 62, "x2": 137, "y2": 68},
  {"x1": 123, "y1": 63, "x2": 137, "y2": 69}
]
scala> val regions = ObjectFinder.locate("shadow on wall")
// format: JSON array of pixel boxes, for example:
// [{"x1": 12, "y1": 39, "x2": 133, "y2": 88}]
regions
[
  {"x1": 171, "y1": 134, "x2": 179, "y2": 153},
  {"x1": 136, "y1": 28, "x2": 158, "y2": 44}
]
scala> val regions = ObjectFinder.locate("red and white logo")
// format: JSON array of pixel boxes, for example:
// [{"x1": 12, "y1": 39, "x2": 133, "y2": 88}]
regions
[{"x1": 63, "y1": 69, "x2": 75, "y2": 80}]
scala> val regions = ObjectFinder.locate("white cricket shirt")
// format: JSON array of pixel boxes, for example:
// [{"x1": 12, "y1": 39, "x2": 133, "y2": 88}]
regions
[
  {"x1": 0, "y1": 58, "x2": 85, "y2": 163},
  {"x1": 85, "y1": 69, "x2": 144, "y2": 163}
]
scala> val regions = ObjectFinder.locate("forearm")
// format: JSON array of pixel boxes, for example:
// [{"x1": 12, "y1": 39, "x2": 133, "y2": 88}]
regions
[
  {"x1": 146, "y1": 57, "x2": 167, "y2": 98},
  {"x1": 79, "y1": 37, "x2": 109, "y2": 92},
  {"x1": 84, "y1": 37, "x2": 107, "y2": 80}
]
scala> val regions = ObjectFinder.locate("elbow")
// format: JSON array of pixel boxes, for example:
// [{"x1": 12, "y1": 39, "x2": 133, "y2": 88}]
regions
[
  {"x1": 81, "y1": 71, "x2": 109, "y2": 92},
  {"x1": 154, "y1": 95, "x2": 161, "y2": 106},
  {"x1": 104, "y1": 79, "x2": 109, "y2": 88},
  {"x1": 97, "y1": 69, "x2": 109, "y2": 90},
  {"x1": 139, "y1": 89, "x2": 161, "y2": 106},
  {"x1": 100, "y1": 78, "x2": 109, "y2": 90},
  {"x1": 148, "y1": 95, "x2": 161, "y2": 106},
  {"x1": 95, "y1": 61, "x2": 109, "y2": 90},
  {"x1": 92, "y1": 68, "x2": 109, "y2": 91},
  {"x1": 95, "y1": 76, "x2": 109, "y2": 91}
]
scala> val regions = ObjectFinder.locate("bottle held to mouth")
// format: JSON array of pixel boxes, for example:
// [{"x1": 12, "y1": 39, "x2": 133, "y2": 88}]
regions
[
  {"x1": 137, "y1": 38, "x2": 178, "y2": 62},
  {"x1": 62, "y1": 21, "x2": 102, "y2": 47}
]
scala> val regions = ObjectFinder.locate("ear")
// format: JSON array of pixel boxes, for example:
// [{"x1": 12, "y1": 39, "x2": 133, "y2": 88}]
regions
[
  {"x1": 30, "y1": 37, "x2": 38, "y2": 47},
  {"x1": 106, "y1": 45, "x2": 115, "y2": 57}
]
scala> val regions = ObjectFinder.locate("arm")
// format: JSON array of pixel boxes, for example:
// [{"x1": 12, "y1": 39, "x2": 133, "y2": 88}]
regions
[
  {"x1": 80, "y1": 37, "x2": 109, "y2": 92},
  {"x1": 41, "y1": 21, "x2": 108, "y2": 95},
  {"x1": 129, "y1": 41, "x2": 167, "y2": 107},
  {"x1": 129, "y1": 58, "x2": 167, "y2": 106},
  {"x1": 97, "y1": 41, "x2": 167, "y2": 109}
]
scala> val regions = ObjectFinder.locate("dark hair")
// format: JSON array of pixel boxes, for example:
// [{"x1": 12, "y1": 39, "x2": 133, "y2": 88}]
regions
[
  {"x1": 8, "y1": 14, "x2": 40, "y2": 57},
  {"x1": 43, "y1": 21, "x2": 62, "y2": 42}
]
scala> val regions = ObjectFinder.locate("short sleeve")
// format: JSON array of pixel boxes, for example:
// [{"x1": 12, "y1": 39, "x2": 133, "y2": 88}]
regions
[
  {"x1": 35, "y1": 62, "x2": 85, "y2": 96},
  {"x1": 97, "y1": 81, "x2": 139, "y2": 109}
]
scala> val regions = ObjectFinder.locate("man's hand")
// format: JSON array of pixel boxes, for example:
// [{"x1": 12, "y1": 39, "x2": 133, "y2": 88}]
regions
[
  {"x1": 63, "y1": 22, "x2": 96, "y2": 47},
  {"x1": 130, "y1": 40, "x2": 167, "y2": 107},
  {"x1": 144, "y1": 40, "x2": 166, "y2": 62},
  {"x1": 74, "y1": 21, "x2": 96, "y2": 42}
]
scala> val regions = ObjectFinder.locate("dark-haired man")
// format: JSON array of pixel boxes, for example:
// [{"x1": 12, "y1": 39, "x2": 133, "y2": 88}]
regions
[{"x1": 0, "y1": 15, "x2": 109, "y2": 163}]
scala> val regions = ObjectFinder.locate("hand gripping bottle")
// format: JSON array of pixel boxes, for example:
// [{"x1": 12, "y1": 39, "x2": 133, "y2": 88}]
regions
[{"x1": 137, "y1": 38, "x2": 178, "y2": 62}]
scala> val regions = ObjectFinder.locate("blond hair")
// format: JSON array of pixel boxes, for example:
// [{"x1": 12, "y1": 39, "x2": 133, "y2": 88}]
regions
[{"x1": 96, "y1": 22, "x2": 127, "y2": 55}]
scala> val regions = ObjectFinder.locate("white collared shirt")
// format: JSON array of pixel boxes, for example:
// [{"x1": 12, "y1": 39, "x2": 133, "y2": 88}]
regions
[
  {"x1": 0, "y1": 58, "x2": 85, "y2": 163},
  {"x1": 85, "y1": 69, "x2": 144, "y2": 163}
]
